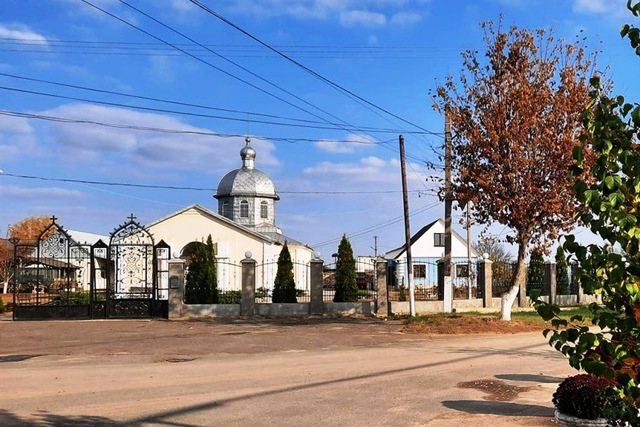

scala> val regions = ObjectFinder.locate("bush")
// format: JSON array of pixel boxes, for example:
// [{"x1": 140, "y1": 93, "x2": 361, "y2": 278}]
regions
[
  {"x1": 217, "y1": 290, "x2": 241, "y2": 304},
  {"x1": 553, "y1": 374, "x2": 616, "y2": 420},
  {"x1": 398, "y1": 284, "x2": 407, "y2": 301},
  {"x1": 0, "y1": 297, "x2": 4, "y2": 313}
]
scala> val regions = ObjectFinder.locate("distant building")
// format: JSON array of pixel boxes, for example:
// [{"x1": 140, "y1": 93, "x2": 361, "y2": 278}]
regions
[{"x1": 385, "y1": 219, "x2": 480, "y2": 287}]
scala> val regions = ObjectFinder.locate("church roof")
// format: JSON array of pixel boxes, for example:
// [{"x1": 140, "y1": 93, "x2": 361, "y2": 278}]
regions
[{"x1": 214, "y1": 137, "x2": 279, "y2": 200}]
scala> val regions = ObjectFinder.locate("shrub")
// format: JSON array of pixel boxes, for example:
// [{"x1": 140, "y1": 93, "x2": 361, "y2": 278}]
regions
[
  {"x1": 217, "y1": 290, "x2": 241, "y2": 304},
  {"x1": 553, "y1": 374, "x2": 616, "y2": 420},
  {"x1": 334, "y1": 235, "x2": 358, "y2": 302},
  {"x1": 0, "y1": 297, "x2": 4, "y2": 313},
  {"x1": 398, "y1": 283, "x2": 407, "y2": 301},
  {"x1": 272, "y1": 242, "x2": 297, "y2": 303}
]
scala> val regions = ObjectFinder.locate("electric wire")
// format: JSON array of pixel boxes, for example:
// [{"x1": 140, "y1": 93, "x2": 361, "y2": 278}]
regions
[{"x1": 0, "y1": 172, "x2": 440, "y2": 195}]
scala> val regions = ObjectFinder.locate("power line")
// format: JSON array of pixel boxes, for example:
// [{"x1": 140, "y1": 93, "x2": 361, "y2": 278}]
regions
[
  {"x1": 186, "y1": 0, "x2": 442, "y2": 139},
  {"x1": 0, "y1": 172, "x2": 440, "y2": 195},
  {"x1": 1, "y1": 86, "x2": 434, "y2": 135}
]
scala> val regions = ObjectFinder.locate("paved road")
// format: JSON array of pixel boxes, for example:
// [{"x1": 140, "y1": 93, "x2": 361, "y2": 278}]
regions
[{"x1": 0, "y1": 317, "x2": 573, "y2": 426}]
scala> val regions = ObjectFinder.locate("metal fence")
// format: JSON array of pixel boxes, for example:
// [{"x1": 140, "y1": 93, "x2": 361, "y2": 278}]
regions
[
  {"x1": 182, "y1": 259, "x2": 242, "y2": 304},
  {"x1": 322, "y1": 262, "x2": 377, "y2": 302},
  {"x1": 255, "y1": 259, "x2": 311, "y2": 303}
]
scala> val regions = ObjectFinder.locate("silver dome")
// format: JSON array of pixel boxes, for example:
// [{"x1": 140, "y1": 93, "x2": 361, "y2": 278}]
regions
[
  {"x1": 215, "y1": 168, "x2": 279, "y2": 199},
  {"x1": 215, "y1": 137, "x2": 279, "y2": 200}
]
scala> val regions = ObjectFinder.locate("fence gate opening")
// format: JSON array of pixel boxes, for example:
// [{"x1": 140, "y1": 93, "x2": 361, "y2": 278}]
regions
[{"x1": 11, "y1": 215, "x2": 169, "y2": 320}]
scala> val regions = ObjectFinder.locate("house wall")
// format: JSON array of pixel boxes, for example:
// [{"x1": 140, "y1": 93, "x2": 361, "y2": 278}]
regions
[{"x1": 147, "y1": 206, "x2": 266, "y2": 265}]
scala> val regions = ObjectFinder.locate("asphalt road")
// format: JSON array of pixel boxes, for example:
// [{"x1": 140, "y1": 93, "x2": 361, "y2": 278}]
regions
[{"x1": 0, "y1": 316, "x2": 573, "y2": 426}]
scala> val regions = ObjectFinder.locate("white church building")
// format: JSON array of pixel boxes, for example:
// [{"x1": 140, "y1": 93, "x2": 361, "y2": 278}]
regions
[{"x1": 146, "y1": 137, "x2": 314, "y2": 293}]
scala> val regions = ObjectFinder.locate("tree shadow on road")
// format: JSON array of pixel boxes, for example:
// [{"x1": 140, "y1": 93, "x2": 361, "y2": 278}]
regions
[
  {"x1": 495, "y1": 373, "x2": 565, "y2": 383},
  {"x1": 442, "y1": 400, "x2": 554, "y2": 417},
  {"x1": 0, "y1": 410, "x2": 126, "y2": 427}
]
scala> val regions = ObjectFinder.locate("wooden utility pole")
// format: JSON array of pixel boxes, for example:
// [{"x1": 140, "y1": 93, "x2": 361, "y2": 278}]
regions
[
  {"x1": 444, "y1": 113, "x2": 453, "y2": 312},
  {"x1": 399, "y1": 135, "x2": 415, "y2": 316}
]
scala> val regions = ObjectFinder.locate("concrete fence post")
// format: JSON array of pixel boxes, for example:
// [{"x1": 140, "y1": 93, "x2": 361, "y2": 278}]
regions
[
  {"x1": 310, "y1": 258, "x2": 324, "y2": 315},
  {"x1": 241, "y1": 255, "x2": 256, "y2": 317},
  {"x1": 546, "y1": 262, "x2": 557, "y2": 305},
  {"x1": 168, "y1": 259, "x2": 185, "y2": 319},
  {"x1": 376, "y1": 258, "x2": 388, "y2": 317},
  {"x1": 478, "y1": 258, "x2": 493, "y2": 309}
]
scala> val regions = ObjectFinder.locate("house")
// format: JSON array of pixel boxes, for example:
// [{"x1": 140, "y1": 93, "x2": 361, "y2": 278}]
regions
[{"x1": 385, "y1": 219, "x2": 480, "y2": 288}]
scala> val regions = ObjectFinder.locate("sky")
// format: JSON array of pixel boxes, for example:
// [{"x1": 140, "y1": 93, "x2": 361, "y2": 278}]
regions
[{"x1": 0, "y1": 0, "x2": 638, "y2": 260}]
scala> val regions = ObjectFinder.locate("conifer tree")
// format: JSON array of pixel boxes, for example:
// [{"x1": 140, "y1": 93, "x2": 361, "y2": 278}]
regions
[
  {"x1": 333, "y1": 234, "x2": 358, "y2": 302},
  {"x1": 555, "y1": 245, "x2": 570, "y2": 295},
  {"x1": 184, "y1": 235, "x2": 217, "y2": 304},
  {"x1": 272, "y1": 242, "x2": 297, "y2": 303},
  {"x1": 526, "y1": 251, "x2": 545, "y2": 296}
]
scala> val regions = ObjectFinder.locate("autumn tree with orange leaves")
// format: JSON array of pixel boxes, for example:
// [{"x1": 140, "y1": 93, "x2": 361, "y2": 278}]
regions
[
  {"x1": 432, "y1": 21, "x2": 599, "y2": 320},
  {"x1": 1, "y1": 216, "x2": 54, "y2": 286}
]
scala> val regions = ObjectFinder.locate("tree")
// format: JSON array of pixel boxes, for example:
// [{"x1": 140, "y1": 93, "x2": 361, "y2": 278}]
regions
[
  {"x1": 184, "y1": 235, "x2": 217, "y2": 304},
  {"x1": 526, "y1": 250, "x2": 545, "y2": 296},
  {"x1": 555, "y1": 245, "x2": 570, "y2": 295},
  {"x1": 1, "y1": 216, "x2": 54, "y2": 287},
  {"x1": 474, "y1": 235, "x2": 511, "y2": 264},
  {"x1": 8, "y1": 216, "x2": 54, "y2": 243},
  {"x1": 272, "y1": 242, "x2": 297, "y2": 303},
  {"x1": 333, "y1": 234, "x2": 358, "y2": 303},
  {"x1": 432, "y1": 21, "x2": 597, "y2": 320},
  {"x1": 536, "y1": 3, "x2": 640, "y2": 424}
]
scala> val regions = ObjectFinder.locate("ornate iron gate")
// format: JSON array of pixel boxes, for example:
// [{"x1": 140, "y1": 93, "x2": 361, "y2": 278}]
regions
[
  {"x1": 12, "y1": 218, "x2": 93, "y2": 320},
  {"x1": 106, "y1": 215, "x2": 168, "y2": 318},
  {"x1": 11, "y1": 215, "x2": 169, "y2": 320}
]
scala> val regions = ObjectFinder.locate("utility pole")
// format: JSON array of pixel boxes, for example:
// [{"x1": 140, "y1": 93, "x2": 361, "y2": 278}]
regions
[
  {"x1": 399, "y1": 135, "x2": 415, "y2": 316},
  {"x1": 372, "y1": 236, "x2": 378, "y2": 258},
  {"x1": 444, "y1": 112, "x2": 453, "y2": 313}
]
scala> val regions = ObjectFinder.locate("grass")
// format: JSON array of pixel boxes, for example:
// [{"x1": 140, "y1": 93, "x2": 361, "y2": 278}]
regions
[{"x1": 402, "y1": 306, "x2": 594, "y2": 335}]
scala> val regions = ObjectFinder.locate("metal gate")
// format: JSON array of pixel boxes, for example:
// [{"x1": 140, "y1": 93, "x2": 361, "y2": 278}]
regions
[{"x1": 11, "y1": 215, "x2": 169, "y2": 320}]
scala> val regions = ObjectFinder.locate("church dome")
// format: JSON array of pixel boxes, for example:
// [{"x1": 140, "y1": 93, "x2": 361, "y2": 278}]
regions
[{"x1": 215, "y1": 137, "x2": 280, "y2": 200}]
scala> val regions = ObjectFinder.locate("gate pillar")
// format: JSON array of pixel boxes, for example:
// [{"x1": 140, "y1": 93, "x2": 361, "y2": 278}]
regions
[
  {"x1": 376, "y1": 259, "x2": 389, "y2": 317},
  {"x1": 310, "y1": 257, "x2": 324, "y2": 315},
  {"x1": 241, "y1": 254, "x2": 256, "y2": 316},
  {"x1": 168, "y1": 259, "x2": 185, "y2": 319}
]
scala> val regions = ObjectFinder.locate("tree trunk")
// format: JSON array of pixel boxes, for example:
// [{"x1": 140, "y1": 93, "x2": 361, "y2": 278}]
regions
[{"x1": 500, "y1": 239, "x2": 529, "y2": 321}]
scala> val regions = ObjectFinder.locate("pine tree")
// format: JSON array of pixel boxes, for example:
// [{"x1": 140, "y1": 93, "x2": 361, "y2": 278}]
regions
[
  {"x1": 526, "y1": 251, "x2": 545, "y2": 296},
  {"x1": 272, "y1": 242, "x2": 297, "y2": 303},
  {"x1": 184, "y1": 235, "x2": 217, "y2": 304},
  {"x1": 555, "y1": 246, "x2": 570, "y2": 295},
  {"x1": 333, "y1": 234, "x2": 358, "y2": 302}
]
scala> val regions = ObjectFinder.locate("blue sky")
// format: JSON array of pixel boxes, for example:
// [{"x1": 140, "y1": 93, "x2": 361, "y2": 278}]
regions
[{"x1": 0, "y1": 0, "x2": 638, "y2": 258}]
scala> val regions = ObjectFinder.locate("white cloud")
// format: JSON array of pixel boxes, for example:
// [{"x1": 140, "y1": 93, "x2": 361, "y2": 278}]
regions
[
  {"x1": 0, "y1": 185, "x2": 84, "y2": 200},
  {"x1": 314, "y1": 134, "x2": 377, "y2": 153},
  {"x1": 33, "y1": 104, "x2": 279, "y2": 174},
  {"x1": 572, "y1": 0, "x2": 630, "y2": 18},
  {"x1": 0, "y1": 23, "x2": 49, "y2": 46},
  {"x1": 390, "y1": 11, "x2": 422, "y2": 25},
  {"x1": 340, "y1": 10, "x2": 387, "y2": 27}
]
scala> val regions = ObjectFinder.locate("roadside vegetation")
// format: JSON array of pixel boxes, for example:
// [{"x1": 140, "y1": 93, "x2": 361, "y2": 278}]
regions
[{"x1": 403, "y1": 307, "x2": 593, "y2": 335}]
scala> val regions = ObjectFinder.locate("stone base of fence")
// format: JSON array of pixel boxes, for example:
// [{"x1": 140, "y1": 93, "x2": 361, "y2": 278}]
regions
[
  {"x1": 179, "y1": 304, "x2": 241, "y2": 318},
  {"x1": 325, "y1": 302, "x2": 374, "y2": 316},
  {"x1": 257, "y1": 303, "x2": 309, "y2": 316}
]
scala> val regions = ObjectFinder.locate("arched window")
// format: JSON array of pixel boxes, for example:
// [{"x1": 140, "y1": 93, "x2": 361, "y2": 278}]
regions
[
  {"x1": 260, "y1": 201, "x2": 268, "y2": 219},
  {"x1": 240, "y1": 200, "x2": 249, "y2": 218},
  {"x1": 222, "y1": 201, "x2": 230, "y2": 218}
]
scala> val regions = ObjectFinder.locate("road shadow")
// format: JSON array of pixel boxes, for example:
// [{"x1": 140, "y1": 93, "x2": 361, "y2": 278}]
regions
[
  {"x1": 495, "y1": 373, "x2": 565, "y2": 384},
  {"x1": 0, "y1": 410, "x2": 126, "y2": 427},
  {"x1": 442, "y1": 400, "x2": 554, "y2": 417}
]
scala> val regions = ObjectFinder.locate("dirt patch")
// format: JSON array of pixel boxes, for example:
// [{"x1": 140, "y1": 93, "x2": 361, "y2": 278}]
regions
[
  {"x1": 403, "y1": 315, "x2": 543, "y2": 335},
  {"x1": 458, "y1": 379, "x2": 535, "y2": 401}
]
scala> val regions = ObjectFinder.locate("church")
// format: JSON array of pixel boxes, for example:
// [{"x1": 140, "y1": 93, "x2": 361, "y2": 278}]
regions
[{"x1": 145, "y1": 137, "x2": 314, "y2": 292}]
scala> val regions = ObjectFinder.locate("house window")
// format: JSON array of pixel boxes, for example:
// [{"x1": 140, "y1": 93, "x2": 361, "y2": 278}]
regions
[
  {"x1": 240, "y1": 200, "x2": 249, "y2": 218},
  {"x1": 260, "y1": 201, "x2": 268, "y2": 219},
  {"x1": 413, "y1": 264, "x2": 426, "y2": 279},
  {"x1": 434, "y1": 233, "x2": 446, "y2": 247},
  {"x1": 456, "y1": 264, "x2": 469, "y2": 278},
  {"x1": 222, "y1": 202, "x2": 230, "y2": 218}
]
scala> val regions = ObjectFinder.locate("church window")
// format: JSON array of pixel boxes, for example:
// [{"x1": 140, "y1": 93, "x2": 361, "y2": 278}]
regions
[
  {"x1": 240, "y1": 200, "x2": 249, "y2": 218},
  {"x1": 222, "y1": 202, "x2": 230, "y2": 218},
  {"x1": 260, "y1": 201, "x2": 268, "y2": 219}
]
